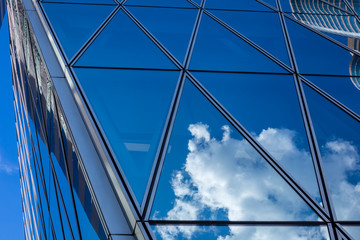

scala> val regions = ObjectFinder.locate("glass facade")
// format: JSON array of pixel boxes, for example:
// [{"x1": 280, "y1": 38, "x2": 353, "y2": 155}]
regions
[{"x1": 6, "y1": 0, "x2": 360, "y2": 239}]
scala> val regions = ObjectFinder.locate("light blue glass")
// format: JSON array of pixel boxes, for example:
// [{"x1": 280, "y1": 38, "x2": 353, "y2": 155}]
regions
[
  {"x1": 74, "y1": 68, "x2": 179, "y2": 203},
  {"x1": 190, "y1": 14, "x2": 288, "y2": 73},
  {"x1": 285, "y1": 17, "x2": 359, "y2": 76},
  {"x1": 42, "y1": 0, "x2": 116, "y2": 4},
  {"x1": 303, "y1": 84, "x2": 360, "y2": 221},
  {"x1": 205, "y1": 0, "x2": 272, "y2": 11},
  {"x1": 75, "y1": 9, "x2": 177, "y2": 69},
  {"x1": 125, "y1": 0, "x2": 195, "y2": 8},
  {"x1": 210, "y1": 10, "x2": 291, "y2": 67},
  {"x1": 151, "y1": 225, "x2": 329, "y2": 240},
  {"x1": 303, "y1": 75, "x2": 360, "y2": 116},
  {"x1": 342, "y1": 226, "x2": 360, "y2": 239},
  {"x1": 127, "y1": 6, "x2": 198, "y2": 63},
  {"x1": 151, "y1": 79, "x2": 320, "y2": 222},
  {"x1": 42, "y1": 3, "x2": 115, "y2": 61},
  {"x1": 192, "y1": 72, "x2": 321, "y2": 202},
  {"x1": 280, "y1": 0, "x2": 349, "y2": 14}
]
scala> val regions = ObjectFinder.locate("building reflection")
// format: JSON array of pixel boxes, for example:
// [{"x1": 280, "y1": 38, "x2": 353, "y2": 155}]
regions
[{"x1": 289, "y1": 0, "x2": 360, "y2": 89}]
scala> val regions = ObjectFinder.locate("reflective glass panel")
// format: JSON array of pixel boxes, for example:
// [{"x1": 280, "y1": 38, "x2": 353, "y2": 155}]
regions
[
  {"x1": 348, "y1": 0, "x2": 360, "y2": 16},
  {"x1": 75, "y1": 10, "x2": 177, "y2": 69},
  {"x1": 151, "y1": 79, "x2": 320, "y2": 222},
  {"x1": 151, "y1": 225, "x2": 329, "y2": 240},
  {"x1": 42, "y1": 0, "x2": 116, "y2": 4},
  {"x1": 285, "y1": 17, "x2": 359, "y2": 76},
  {"x1": 280, "y1": 0, "x2": 349, "y2": 14},
  {"x1": 210, "y1": 10, "x2": 291, "y2": 66},
  {"x1": 259, "y1": 0, "x2": 278, "y2": 9},
  {"x1": 341, "y1": 226, "x2": 360, "y2": 239},
  {"x1": 303, "y1": 75, "x2": 360, "y2": 116},
  {"x1": 322, "y1": 0, "x2": 349, "y2": 10},
  {"x1": 125, "y1": 0, "x2": 195, "y2": 8},
  {"x1": 127, "y1": 6, "x2": 198, "y2": 63},
  {"x1": 205, "y1": 0, "x2": 272, "y2": 11},
  {"x1": 303, "y1": 84, "x2": 360, "y2": 221},
  {"x1": 74, "y1": 68, "x2": 179, "y2": 203},
  {"x1": 42, "y1": 3, "x2": 115, "y2": 60},
  {"x1": 190, "y1": 14, "x2": 288, "y2": 73},
  {"x1": 192, "y1": 72, "x2": 321, "y2": 202}
]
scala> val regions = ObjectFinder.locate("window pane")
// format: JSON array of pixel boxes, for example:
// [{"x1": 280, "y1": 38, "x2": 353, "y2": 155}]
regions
[
  {"x1": 303, "y1": 83, "x2": 360, "y2": 221},
  {"x1": 151, "y1": 79, "x2": 320, "y2": 222},
  {"x1": 190, "y1": 14, "x2": 288, "y2": 73},
  {"x1": 74, "y1": 68, "x2": 179, "y2": 203},
  {"x1": 205, "y1": 0, "x2": 272, "y2": 11},
  {"x1": 125, "y1": 0, "x2": 195, "y2": 8},
  {"x1": 279, "y1": 0, "x2": 349, "y2": 14}
]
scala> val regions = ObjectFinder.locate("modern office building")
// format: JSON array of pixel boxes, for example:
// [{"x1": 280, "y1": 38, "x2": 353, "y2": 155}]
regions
[{"x1": 4, "y1": 0, "x2": 360, "y2": 239}]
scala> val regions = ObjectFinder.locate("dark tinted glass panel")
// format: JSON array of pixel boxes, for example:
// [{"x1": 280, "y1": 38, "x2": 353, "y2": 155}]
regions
[
  {"x1": 285, "y1": 17, "x2": 359, "y2": 76},
  {"x1": 210, "y1": 10, "x2": 290, "y2": 66},
  {"x1": 42, "y1": 0, "x2": 115, "y2": 4},
  {"x1": 303, "y1": 84, "x2": 360, "y2": 220},
  {"x1": 125, "y1": 0, "x2": 195, "y2": 8},
  {"x1": 75, "y1": 10, "x2": 177, "y2": 69},
  {"x1": 49, "y1": 170, "x2": 64, "y2": 240},
  {"x1": 74, "y1": 68, "x2": 179, "y2": 203},
  {"x1": 151, "y1": 79, "x2": 320, "y2": 221},
  {"x1": 190, "y1": 14, "x2": 287, "y2": 73},
  {"x1": 127, "y1": 6, "x2": 197, "y2": 63},
  {"x1": 342, "y1": 226, "x2": 360, "y2": 239},
  {"x1": 205, "y1": 0, "x2": 272, "y2": 11},
  {"x1": 303, "y1": 75, "x2": 360, "y2": 116},
  {"x1": 151, "y1": 225, "x2": 329, "y2": 240},
  {"x1": 42, "y1": 3, "x2": 115, "y2": 60},
  {"x1": 192, "y1": 72, "x2": 321, "y2": 202},
  {"x1": 280, "y1": 0, "x2": 349, "y2": 14}
]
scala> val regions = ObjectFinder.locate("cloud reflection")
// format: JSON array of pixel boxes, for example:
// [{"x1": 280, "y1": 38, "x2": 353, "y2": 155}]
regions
[{"x1": 154, "y1": 123, "x2": 334, "y2": 240}]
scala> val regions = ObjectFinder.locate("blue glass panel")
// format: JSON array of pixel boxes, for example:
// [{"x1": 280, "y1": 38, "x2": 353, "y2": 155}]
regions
[
  {"x1": 285, "y1": 17, "x2": 359, "y2": 76},
  {"x1": 210, "y1": 10, "x2": 291, "y2": 67},
  {"x1": 74, "y1": 68, "x2": 179, "y2": 203},
  {"x1": 49, "y1": 170, "x2": 64, "y2": 239},
  {"x1": 151, "y1": 79, "x2": 320, "y2": 222},
  {"x1": 151, "y1": 225, "x2": 329, "y2": 240},
  {"x1": 125, "y1": 0, "x2": 195, "y2": 8},
  {"x1": 322, "y1": 0, "x2": 349, "y2": 10},
  {"x1": 190, "y1": 0, "x2": 201, "y2": 6},
  {"x1": 286, "y1": 13, "x2": 360, "y2": 53},
  {"x1": 205, "y1": 0, "x2": 272, "y2": 11},
  {"x1": 190, "y1": 14, "x2": 287, "y2": 73},
  {"x1": 260, "y1": 0, "x2": 277, "y2": 8},
  {"x1": 127, "y1": 6, "x2": 198, "y2": 63},
  {"x1": 303, "y1": 83, "x2": 360, "y2": 220},
  {"x1": 42, "y1": 3, "x2": 115, "y2": 60},
  {"x1": 42, "y1": 0, "x2": 116, "y2": 4},
  {"x1": 280, "y1": 0, "x2": 349, "y2": 14},
  {"x1": 75, "y1": 9, "x2": 177, "y2": 69},
  {"x1": 192, "y1": 72, "x2": 321, "y2": 202},
  {"x1": 303, "y1": 75, "x2": 360, "y2": 116},
  {"x1": 342, "y1": 226, "x2": 360, "y2": 239},
  {"x1": 346, "y1": 0, "x2": 360, "y2": 15}
]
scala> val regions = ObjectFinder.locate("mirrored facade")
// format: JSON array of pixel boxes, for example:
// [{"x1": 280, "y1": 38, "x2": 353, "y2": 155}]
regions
[{"x1": 6, "y1": 0, "x2": 360, "y2": 239}]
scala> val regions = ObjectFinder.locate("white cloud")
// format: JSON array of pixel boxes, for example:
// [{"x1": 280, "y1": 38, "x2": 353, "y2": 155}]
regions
[
  {"x1": 0, "y1": 155, "x2": 18, "y2": 175},
  {"x1": 155, "y1": 123, "x2": 331, "y2": 240}
]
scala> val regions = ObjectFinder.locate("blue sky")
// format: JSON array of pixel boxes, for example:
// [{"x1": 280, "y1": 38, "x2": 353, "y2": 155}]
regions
[{"x1": 0, "y1": 13, "x2": 25, "y2": 239}]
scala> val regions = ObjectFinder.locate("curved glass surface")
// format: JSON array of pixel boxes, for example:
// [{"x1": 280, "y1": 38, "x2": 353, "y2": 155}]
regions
[
  {"x1": 205, "y1": 0, "x2": 272, "y2": 11},
  {"x1": 151, "y1": 79, "x2": 320, "y2": 222},
  {"x1": 125, "y1": 0, "x2": 195, "y2": 8}
]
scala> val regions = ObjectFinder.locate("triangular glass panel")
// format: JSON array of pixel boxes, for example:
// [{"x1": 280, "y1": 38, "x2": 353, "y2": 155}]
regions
[
  {"x1": 210, "y1": 10, "x2": 291, "y2": 67},
  {"x1": 286, "y1": 13, "x2": 360, "y2": 53},
  {"x1": 151, "y1": 79, "x2": 321, "y2": 222},
  {"x1": 341, "y1": 226, "x2": 360, "y2": 239},
  {"x1": 259, "y1": 0, "x2": 278, "y2": 9},
  {"x1": 42, "y1": 0, "x2": 116, "y2": 4},
  {"x1": 302, "y1": 75, "x2": 360, "y2": 116},
  {"x1": 205, "y1": 0, "x2": 272, "y2": 11},
  {"x1": 190, "y1": 14, "x2": 287, "y2": 73},
  {"x1": 73, "y1": 67, "x2": 179, "y2": 204},
  {"x1": 192, "y1": 72, "x2": 322, "y2": 203},
  {"x1": 42, "y1": 3, "x2": 115, "y2": 60},
  {"x1": 127, "y1": 6, "x2": 197, "y2": 63},
  {"x1": 302, "y1": 83, "x2": 360, "y2": 221},
  {"x1": 279, "y1": 0, "x2": 350, "y2": 14},
  {"x1": 285, "y1": 17, "x2": 359, "y2": 76},
  {"x1": 190, "y1": 0, "x2": 202, "y2": 6},
  {"x1": 75, "y1": 9, "x2": 177, "y2": 69},
  {"x1": 151, "y1": 225, "x2": 329, "y2": 240},
  {"x1": 124, "y1": 0, "x2": 195, "y2": 8}
]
